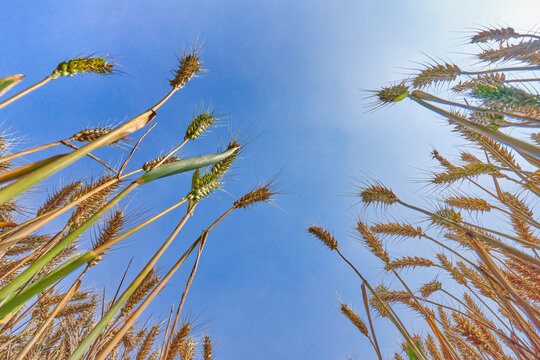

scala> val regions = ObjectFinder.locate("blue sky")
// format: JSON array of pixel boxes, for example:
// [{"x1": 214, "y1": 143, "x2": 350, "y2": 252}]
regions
[{"x1": 2, "y1": 1, "x2": 540, "y2": 359}]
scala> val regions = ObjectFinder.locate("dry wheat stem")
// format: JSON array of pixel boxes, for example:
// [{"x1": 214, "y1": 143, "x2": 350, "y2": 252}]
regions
[
  {"x1": 0, "y1": 141, "x2": 62, "y2": 164},
  {"x1": 163, "y1": 207, "x2": 235, "y2": 359},
  {"x1": 93, "y1": 237, "x2": 201, "y2": 360},
  {"x1": 334, "y1": 248, "x2": 428, "y2": 360},
  {"x1": 60, "y1": 141, "x2": 118, "y2": 174},
  {"x1": 154, "y1": 139, "x2": 189, "y2": 168},
  {"x1": 361, "y1": 283, "x2": 383, "y2": 360},
  {"x1": 0, "y1": 76, "x2": 53, "y2": 110},
  {"x1": 118, "y1": 123, "x2": 157, "y2": 177}
]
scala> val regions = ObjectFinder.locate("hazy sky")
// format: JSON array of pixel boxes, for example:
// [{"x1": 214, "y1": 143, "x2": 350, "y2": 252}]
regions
[{"x1": 2, "y1": 1, "x2": 540, "y2": 359}]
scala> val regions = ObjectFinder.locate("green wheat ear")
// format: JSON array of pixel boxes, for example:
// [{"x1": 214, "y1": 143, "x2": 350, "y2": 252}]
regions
[
  {"x1": 0, "y1": 74, "x2": 25, "y2": 97},
  {"x1": 51, "y1": 56, "x2": 115, "y2": 79},
  {"x1": 374, "y1": 84, "x2": 410, "y2": 108}
]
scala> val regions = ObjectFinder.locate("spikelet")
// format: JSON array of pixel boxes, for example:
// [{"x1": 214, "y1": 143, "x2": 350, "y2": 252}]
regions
[
  {"x1": 68, "y1": 175, "x2": 119, "y2": 227},
  {"x1": 477, "y1": 40, "x2": 540, "y2": 65},
  {"x1": 51, "y1": 56, "x2": 115, "y2": 78},
  {"x1": 532, "y1": 133, "x2": 540, "y2": 146},
  {"x1": 375, "y1": 83, "x2": 409, "y2": 105},
  {"x1": 0, "y1": 199, "x2": 18, "y2": 223},
  {"x1": 56, "y1": 300, "x2": 96, "y2": 318},
  {"x1": 121, "y1": 327, "x2": 139, "y2": 354},
  {"x1": 384, "y1": 256, "x2": 434, "y2": 271},
  {"x1": 425, "y1": 335, "x2": 444, "y2": 360},
  {"x1": 504, "y1": 270, "x2": 540, "y2": 302},
  {"x1": 203, "y1": 335, "x2": 213, "y2": 360},
  {"x1": 210, "y1": 141, "x2": 239, "y2": 177},
  {"x1": 136, "y1": 325, "x2": 159, "y2": 360},
  {"x1": 452, "y1": 73, "x2": 506, "y2": 93},
  {"x1": 368, "y1": 285, "x2": 391, "y2": 318},
  {"x1": 437, "y1": 254, "x2": 467, "y2": 285},
  {"x1": 179, "y1": 338, "x2": 195, "y2": 360},
  {"x1": 393, "y1": 353, "x2": 404, "y2": 360},
  {"x1": 506, "y1": 258, "x2": 540, "y2": 288},
  {"x1": 188, "y1": 172, "x2": 221, "y2": 202},
  {"x1": 471, "y1": 27, "x2": 518, "y2": 43},
  {"x1": 452, "y1": 313, "x2": 491, "y2": 352},
  {"x1": 460, "y1": 152, "x2": 482, "y2": 164},
  {"x1": 420, "y1": 280, "x2": 442, "y2": 298},
  {"x1": 412, "y1": 63, "x2": 461, "y2": 88},
  {"x1": 170, "y1": 47, "x2": 201, "y2": 88},
  {"x1": 234, "y1": 183, "x2": 275, "y2": 209},
  {"x1": 375, "y1": 288, "x2": 411, "y2": 305},
  {"x1": 455, "y1": 126, "x2": 522, "y2": 170},
  {"x1": 142, "y1": 156, "x2": 180, "y2": 172},
  {"x1": 463, "y1": 293, "x2": 496, "y2": 330},
  {"x1": 445, "y1": 196, "x2": 492, "y2": 212},
  {"x1": 308, "y1": 225, "x2": 338, "y2": 250},
  {"x1": 70, "y1": 174, "x2": 118, "y2": 208},
  {"x1": 36, "y1": 243, "x2": 77, "y2": 279},
  {"x1": 501, "y1": 192, "x2": 533, "y2": 217},
  {"x1": 472, "y1": 84, "x2": 540, "y2": 109},
  {"x1": 37, "y1": 181, "x2": 83, "y2": 216},
  {"x1": 431, "y1": 208, "x2": 462, "y2": 228},
  {"x1": 89, "y1": 210, "x2": 124, "y2": 266},
  {"x1": 68, "y1": 127, "x2": 115, "y2": 143},
  {"x1": 457, "y1": 262, "x2": 495, "y2": 298},
  {"x1": 510, "y1": 214, "x2": 539, "y2": 247},
  {"x1": 184, "y1": 110, "x2": 216, "y2": 140},
  {"x1": 359, "y1": 184, "x2": 398, "y2": 206},
  {"x1": 69, "y1": 195, "x2": 107, "y2": 228},
  {"x1": 431, "y1": 149, "x2": 456, "y2": 170},
  {"x1": 468, "y1": 111, "x2": 504, "y2": 130},
  {"x1": 39, "y1": 291, "x2": 90, "y2": 306},
  {"x1": 4, "y1": 235, "x2": 50, "y2": 256},
  {"x1": 356, "y1": 220, "x2": 389, "y2": 263},
  {"x1": 339, "y1": 303, "x2": 369, "y2": 337},
  {"x1": 370, "y1": 222, "x2": 422, "y2": 238},
  {"x1": 166, "y1": 322, "x2": 191, "y2": 360},
  {"x1": 188, "y1": 143, "x2": 239, "y2": 202},
  {"x1": 432, "y1": 163, "x2": 500, "y2": 185},
  {"x1": 120, "y1": 268, "x2": 160, "y2": 317}
]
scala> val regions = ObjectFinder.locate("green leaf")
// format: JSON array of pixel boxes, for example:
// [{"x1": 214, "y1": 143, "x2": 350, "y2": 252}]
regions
[
  {"x1": 406, "y1": 341, "x2": 427, "y2": 360},
  {"x1": 0, "y1": 75, "x2": 24, "y2": 97},
  {"x1": 138, "y1": 146, "x2": 238, "y2": 184}
]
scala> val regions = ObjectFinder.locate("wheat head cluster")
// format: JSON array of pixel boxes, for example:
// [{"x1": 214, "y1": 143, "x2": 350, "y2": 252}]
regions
[{"x1": 0, "y1": 25, "x2": 539, "y2": 360}]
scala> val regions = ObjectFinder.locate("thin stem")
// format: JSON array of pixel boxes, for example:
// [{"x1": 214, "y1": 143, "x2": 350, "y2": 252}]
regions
[
  {"x1": 97, "y1": 235, "x2": 203, "y2": 360},
  {"x1": 118, "y1": 123, "x2": 157, "y2": 177},
  {"x1": 361, "y1": 283, "x2": 383, "y2": 360},
  {"x1": 0, "y1": 76, "x2": 52, "y2": 110},
  {"x1": 60, "y1": 141, "x2": 118, "y2": 174},
  {"x1": 461, "y1": 65, "x2": 540, "y2": 76},
  {"x1": 155, "y1": 139, "x2": 189, "y2": 168},
  {"x1": 163, "y1": 207, "x2": 235, "y2": 359},
  {"x1": 150, "y1": 88, "x2": 177, "y2": 112},
  {"x1": 334, "y1": 248, "x2": 428, "y2": 360},
  {"x1": 0, "y1": 141, "x2": 62, "y2": 164}
]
